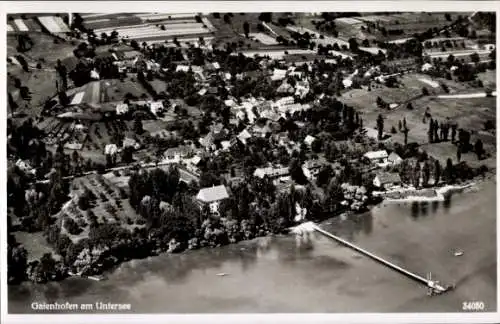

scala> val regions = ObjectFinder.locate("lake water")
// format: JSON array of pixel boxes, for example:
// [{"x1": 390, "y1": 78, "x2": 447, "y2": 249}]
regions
[{"x1": 9, "y1": 181, "x2": 497, "y2": 313}]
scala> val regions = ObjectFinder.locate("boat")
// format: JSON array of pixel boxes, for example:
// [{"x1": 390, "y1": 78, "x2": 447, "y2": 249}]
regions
[
  {"x1": 216, "y1": 273, "x2": 229, "y2": 277},
  {"x1": 454, "y1": 250, "x2": 464, "y2": 257}
]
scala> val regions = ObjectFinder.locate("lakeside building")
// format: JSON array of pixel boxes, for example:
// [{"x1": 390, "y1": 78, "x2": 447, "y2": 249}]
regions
[
  {"x1": 196, "y1": 185, "x2": 230, "y2": 214},
  {"x1": 363, "y1": 150, "x2": 389, "y2": 167},
  {"x1": 373, "y1": 172, "x2": 402, "y2": 190}
]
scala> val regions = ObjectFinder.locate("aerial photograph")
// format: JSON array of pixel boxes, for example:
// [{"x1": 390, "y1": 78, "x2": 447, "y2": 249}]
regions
[{"x1": 6, "y1": 11, "x2": 497, "y2": 314}]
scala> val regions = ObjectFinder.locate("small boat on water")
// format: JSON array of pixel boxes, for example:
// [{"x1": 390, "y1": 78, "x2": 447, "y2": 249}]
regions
[
  {"x1": 454, "y1": 250, "x2": 464, "y2": 257},
  {"x1": 216, "y1": 273, "x2": 229, "y2": 277}
]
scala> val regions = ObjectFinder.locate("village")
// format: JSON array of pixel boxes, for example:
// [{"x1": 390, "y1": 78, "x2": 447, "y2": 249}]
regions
[{"x1": 6, "y1": 11, "x2": 496, "y2": 284}]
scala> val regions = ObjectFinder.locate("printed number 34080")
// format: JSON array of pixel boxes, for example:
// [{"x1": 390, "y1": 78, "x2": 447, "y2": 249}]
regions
[{"x1": 462, "y1": 301, "x2": 485, "y2": 311}]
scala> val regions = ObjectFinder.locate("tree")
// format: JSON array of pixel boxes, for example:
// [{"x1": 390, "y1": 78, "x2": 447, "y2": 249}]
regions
[
  {"x1": 428, "y1": 118, "x2": 434, "y2": 143},
  {"x1": 456, "y1": 145, "x2": 462, "y2": 162},
  {"x1": 470, "y1": 52, "x2": 480, "y2": 64},
  {"x1": 474, "y1": 139, "x2": 484, "y2": 160},
  {"x1": 258, "y1": 12, "x2": 272, "y2": 23},
  {"x1": 422, "y1": 87, "x2": 429, "y2": 96},
  {"x1": 434, "y1": 160, "x2": 441, "y2": 185},
  {"x1": 289, "y1": 158, "x2": 307, "y2": 185},
  {"x1": 403, "y1": 127, "x2": 409, "y2": 146},
  {"x1": 223, "y1": 14, "x2": 231, "y2": 24},
  {"x1": 348, "y1": 38, "x2": 359, "y2": 52},
  {"x1": 243, "y1": 21, "x2": 250, "y2": 38},
  {"x1": 444, "y1": 158, "x2": 454, "y2": 184},
  {"x1": 451, "y1": 124, "x2": 457, "y2": 143},
  {"x1": 133, "y1": 117, "x2": 143, "y2": 134},
  {"x1": 376, "y1": 114, "x2": 384, "y2": 140},
  {"x1": 422, "y1": 162, "x2": 430, "y2": 187}
]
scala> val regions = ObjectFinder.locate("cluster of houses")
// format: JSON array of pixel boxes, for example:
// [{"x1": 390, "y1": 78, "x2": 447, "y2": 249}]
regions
[{"x1": 363, "y1": 149, "x2": 404, "y2": 190}]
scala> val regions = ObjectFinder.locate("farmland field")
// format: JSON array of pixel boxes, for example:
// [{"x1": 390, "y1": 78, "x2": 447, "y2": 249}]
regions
[
  {"x1": 7, "y1": 33, "x2": 79, "y2": 68},
  {"x1": 7, "y1": 67, "x2": 57, "y2": 113},
  {"x1": 343, "y1": 71, "x2": 496, "y2": 166}
]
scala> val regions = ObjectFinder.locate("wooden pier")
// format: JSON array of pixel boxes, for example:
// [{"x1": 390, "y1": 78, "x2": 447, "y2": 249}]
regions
[{"x1": 293, "y1": 222, "x2": 449, "y2": 295}]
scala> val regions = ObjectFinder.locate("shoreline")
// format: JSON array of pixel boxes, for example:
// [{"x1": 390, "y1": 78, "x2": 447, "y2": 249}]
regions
[{"x1": 10, "y1": 175, "x2": 493, "y2": 286}]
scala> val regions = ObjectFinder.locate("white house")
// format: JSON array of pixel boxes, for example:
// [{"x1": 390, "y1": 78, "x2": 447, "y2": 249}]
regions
[
  {"x1": 304, "y1": 135, "x2": 316, "y2": 147},
  {"x1": 104, "y1": 144, "x2": 118, "y2": 156},
  {"x1": 15, "y1": 159, "x2": 36, "y2": 175},
  {"x1": 196, "y1": 185, "x2": 230, "y2": 214},
  {"x1": 271, "y1": 68, "x2": 288, "y2": 81},
  {"x1": 302, "y1": 160, "x2": 324, "y2": 180},
  {"x1": 373, "y1": 172, "x2": 402, "y2": 189},
  {"x1": 363, "y1": 150, "x2": 388, "y2": 167},
  {"x1": 388, "y1": 152, "x2": 403, "y2": 165},
  {"x1": 149, "y1": 101, "x2": 164, "y2": 115},
  {"x1": 116, "y1": 103, "x2": 129, "y2": 115},
  {"x1": 237, "y1": 129, "x2": 252, "y2": 145},
  {"x1": 253, "y1": 166, "x2": 289, "y2": 179},
  {"x1": 164, "y1": 145, "x2": 195, "y2": 163},
  {"x1": 123, "y1": 137, "x2": 141, "y2": 150}
]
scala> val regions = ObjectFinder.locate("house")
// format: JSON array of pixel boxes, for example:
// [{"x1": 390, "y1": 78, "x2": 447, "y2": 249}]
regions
[
  {"x1": 304, "y1": 135, "x2": 316, "y2": 147},
  {"x1": 196, "y1": 185, "x2": 230, "y2": 214},
  {"x1": 271, "y1": 68, "x2": 288, "y2": 81},
  {"x1": 295, "y1": 80, "x2": 310, "y2": 99},
  {"x1": 104, "y1": 144, "x2": 118, "y2": 156},
  {"x1": 388, "y1": 152, "x2": 403, "y2": 165},
  {"x1": 277, "y1": 82, "x2": 294, "y2": 94},
  {"x1": 207, "y1": 87, "x2": 218, "y2": 95},
  {"x1": 123, "y1": 137, "x2": 141, "y2": 150},
  {"x1": 199, "y1": 133, "x2": 216, "y2": 150},
  {"x1": 302, "y1": 160, "x2": 324, "y2": 180},
  {"x1": 164, "y1": 145, "x2": 196, "y2": 163},
  {"x1": 149, "y1": 101, "x2": 164, "y2": 115},
  {"x1": 363, "y1": 150, "x2": 388, "y2": 166},
  {"x1": 373, "y1": 172, "x2": 402, "y2": 189},
  {"x1": 237, "y1": 129, "x2": 252, "y2": 145},
  {"x1": 252, "y1": 123, "x2": 272, "y2": 137},
  {"x1": 116, "y1": 103, "x2": 129, "y2": 115},
  {"x1": 220, "y1": 140, "x2": 232, "y2": 151},
  {"x1": 253, "y1": 166, "x2": 290, "y2": 179},
  {"x1": 15, "y1": 159, "x2": 36, "y2": 175}
]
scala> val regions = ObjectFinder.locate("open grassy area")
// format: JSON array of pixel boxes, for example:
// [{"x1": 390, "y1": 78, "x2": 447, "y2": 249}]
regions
[
  {"x1": 340, "y1": 71, "x2": 496, "y2": 166},
  {"x1": 7, "y1": 67, "x2": 57, "y2": 114},
  {"x1": 7, "y1": 33, "x2": 79, "y2": 69},
  {"x1": 14, "y1": 231, "x2": 57, "y2": 262}
]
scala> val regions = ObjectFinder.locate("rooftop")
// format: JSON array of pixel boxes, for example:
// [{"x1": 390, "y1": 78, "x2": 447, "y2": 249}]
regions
[{"x1": 196, "y1": 185, "x2": 229, "y2": 203}]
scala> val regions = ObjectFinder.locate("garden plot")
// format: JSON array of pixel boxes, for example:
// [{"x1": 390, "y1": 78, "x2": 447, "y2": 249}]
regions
[
  {"x1": 67, "y1": 173, "x2": 142, "y2": 238},
  {"x1": 236, "y1": 49, "x2": 316, "y2": 60},
  {"x1": 244, "y1": 33, "x2": 278, "y2": 45},
  {"x1": 13, "y1": 19, "x2": 29, "y2": 31},
  {"x1": 38, "y1": 16, "x2": 70, "y2": 33}
]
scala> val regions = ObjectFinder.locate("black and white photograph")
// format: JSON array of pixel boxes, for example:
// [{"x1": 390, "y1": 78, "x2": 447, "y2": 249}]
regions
[{"x1": 2, "y1": 1, "x2": 498, "y2": 323}]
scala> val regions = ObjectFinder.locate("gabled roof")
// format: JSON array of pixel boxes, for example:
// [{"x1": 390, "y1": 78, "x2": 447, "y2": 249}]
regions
[
  {"x1": 196, "y1": 185, "x2": 229, "y2": 203},
  {"x1": 388, "y1": 152, "x2": 403, "y2": 162},
  {"x1": 364, "y1": 150, "x2": 388, "y2": 160},
  {"x1": 304, "y1": 135, "x2": 316, "y2": 145},
  {"x1": 375, "y1": 172, "x2": 401, "y2": 184}
]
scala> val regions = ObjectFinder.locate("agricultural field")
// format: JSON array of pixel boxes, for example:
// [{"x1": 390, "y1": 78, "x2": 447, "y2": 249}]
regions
[
  {"x1": 7, "y1": 32, "x2": 79, "y2": 68},
  {"x1": 7, "y1": 68, "x2": 57, "y2": 115},
  {"x1": 343, "y1": 71, "x2": 496, "y2": 167},
  {"x1": 66, "y1": 78, "x2": 151, "y2": 106},
  {"x1": 84, "y1": 120, "x2": 132, "y2": 152}
]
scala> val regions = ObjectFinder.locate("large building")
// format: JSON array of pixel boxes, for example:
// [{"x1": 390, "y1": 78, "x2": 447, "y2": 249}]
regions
[{"x1": 196, "y1": 185, "x2": 230, "y2": 214}]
